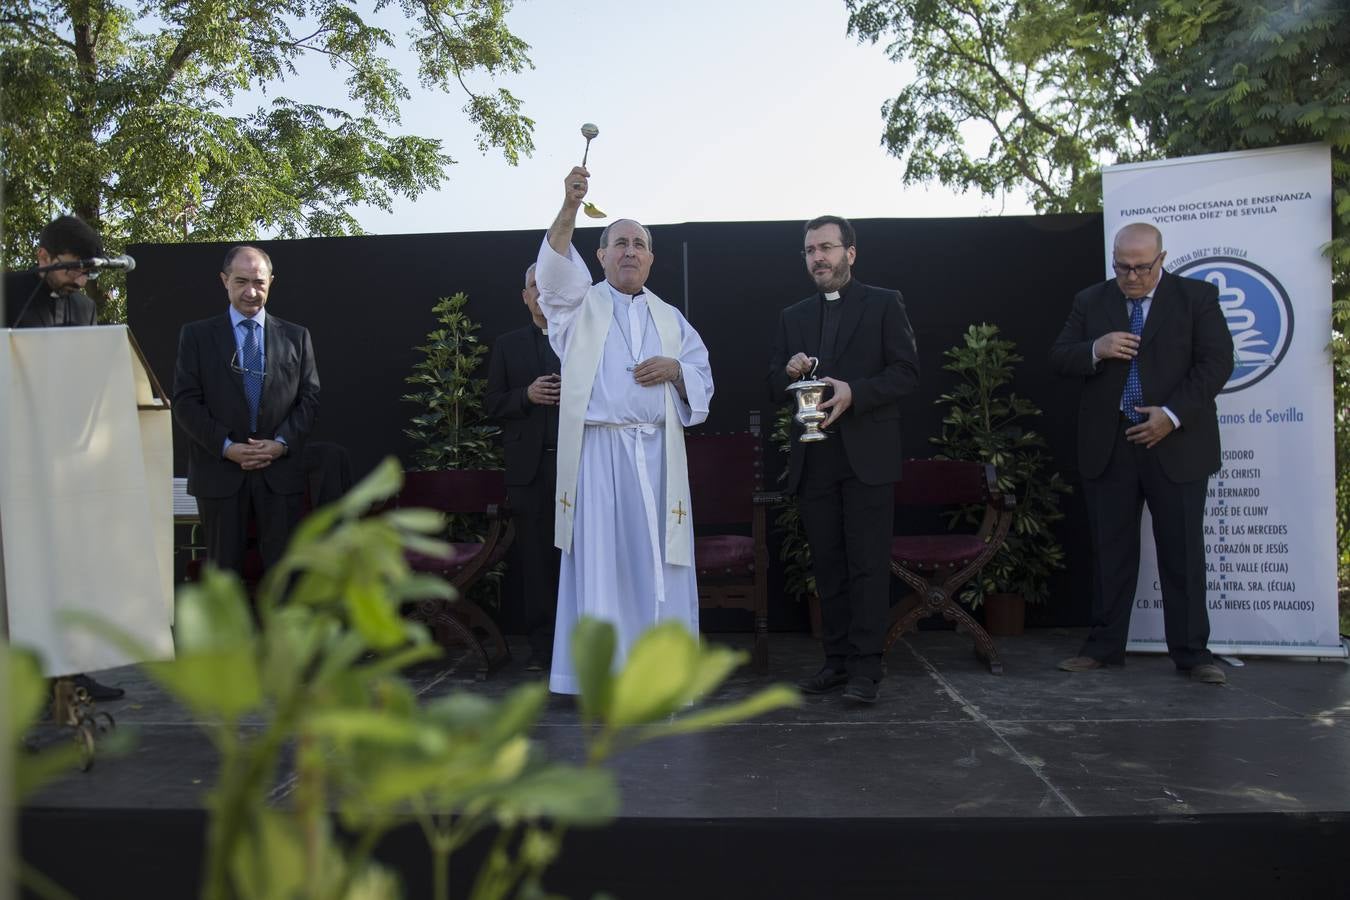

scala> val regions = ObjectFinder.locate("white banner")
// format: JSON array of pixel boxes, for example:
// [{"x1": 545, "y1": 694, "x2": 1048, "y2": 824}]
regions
[{"x1": 1101, "y1": 144, "x2": 1342, "y2": 658}]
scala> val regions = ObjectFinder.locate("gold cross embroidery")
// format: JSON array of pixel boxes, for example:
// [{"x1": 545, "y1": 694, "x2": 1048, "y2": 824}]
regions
[
  {"x1": 559, "y1": 492, "x2": 573, "y2": 511},
  {"x1": 671, "y1": 500, "x2": 687, "y2": 524}
]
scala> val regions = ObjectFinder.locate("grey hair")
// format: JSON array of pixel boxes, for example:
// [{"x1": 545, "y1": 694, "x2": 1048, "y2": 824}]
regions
[
  {"x1": 524, "y1": 262, "x2": 536, "y2": 286},
  {"x1": 598, "y1": 219, "x2": 653, "y2": 251}
]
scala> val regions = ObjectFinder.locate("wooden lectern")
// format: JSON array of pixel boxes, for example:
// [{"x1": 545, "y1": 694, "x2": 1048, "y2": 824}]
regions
[{"x1": 0, "y1": 325, "x2": 175, "y2": 685}]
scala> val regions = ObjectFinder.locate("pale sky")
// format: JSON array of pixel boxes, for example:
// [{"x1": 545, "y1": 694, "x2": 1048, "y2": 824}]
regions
[{"x1": 285, "y1": 0, "x2": 1033, "y2": 235}]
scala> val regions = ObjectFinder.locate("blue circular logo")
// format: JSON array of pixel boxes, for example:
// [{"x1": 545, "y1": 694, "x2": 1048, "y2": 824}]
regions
[{"x1": 1174, "y1": 256, "x2": 1294, "y2": 393}]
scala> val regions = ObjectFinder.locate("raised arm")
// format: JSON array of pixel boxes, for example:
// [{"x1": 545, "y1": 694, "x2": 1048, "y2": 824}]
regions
[{"x1": 547, "y1": 166, "x2": 590, "y2": 257}]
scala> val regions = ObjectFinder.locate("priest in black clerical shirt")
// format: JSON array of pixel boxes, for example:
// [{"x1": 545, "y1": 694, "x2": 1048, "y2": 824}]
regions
[
  {"x1": 485, "y1": 262, "x2": 563, "y2": 673},
  {"x1": 3, "y1": 214, "x2": 101, "y2": 328},
  {"x1": 3, "y1": 214, "x2": 126, "y2": 702},
  {"x1": 768, "y1": 215, "x2": 920, "y2": 704}
]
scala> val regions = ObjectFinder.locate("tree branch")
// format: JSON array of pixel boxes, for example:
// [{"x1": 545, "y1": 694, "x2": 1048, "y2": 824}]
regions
[{"x1": 1, "y1": 16, "x2": 76, "y2": 51}]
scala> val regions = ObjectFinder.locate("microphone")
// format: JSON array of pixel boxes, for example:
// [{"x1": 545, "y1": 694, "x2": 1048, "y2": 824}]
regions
[{"x1": 79, "y1": 254, "x2": 136, "y2": 272}]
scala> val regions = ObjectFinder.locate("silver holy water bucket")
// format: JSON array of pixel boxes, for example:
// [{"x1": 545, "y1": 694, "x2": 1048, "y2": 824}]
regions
[{"x1": 787, "y1": 377, "x2": 830, "y2": 442}]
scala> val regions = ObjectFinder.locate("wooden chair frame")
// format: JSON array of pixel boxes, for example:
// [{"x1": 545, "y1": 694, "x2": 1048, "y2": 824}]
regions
[
  {"x1": 688, "y1": 431, "x2": 772, "y2": 672},
  {"x1": 885, "y1": 460, "x2": 1016, "y2": 675},
  {"x1": 397, "y1": 470, "x2": 515, "y2": 680}
]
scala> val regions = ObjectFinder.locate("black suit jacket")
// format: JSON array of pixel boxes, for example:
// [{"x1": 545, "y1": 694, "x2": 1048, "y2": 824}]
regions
[
  {"x1": 485, "y1": 324, "x2": 560, "y2": 486},
  {"x1": 1049, "y1": 270, "x2": 1234, "y2": 483},
  {"x1": 768, "y1": 278, "x2": 920, "y2": 492},
  {"x1": 172, "y1": 311, "x2": 320, "y2": 498},
  {"x1": 4, "y1": 270, "x2": 97, "y2": 327}
]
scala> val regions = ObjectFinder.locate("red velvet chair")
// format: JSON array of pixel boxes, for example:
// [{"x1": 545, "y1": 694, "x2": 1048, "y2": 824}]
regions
[
  {"x1": 396, "y1": 469, "x2": 515, "y2": 679},
  {"x1": 885, "y1": 459, "x2": 1015, "y2": 675},
  {"x1": 687, "y1": 431, "x2": 774, "y2": 672}
]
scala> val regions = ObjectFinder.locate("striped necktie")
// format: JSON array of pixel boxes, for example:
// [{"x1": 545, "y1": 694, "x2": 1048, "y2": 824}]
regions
[
  {"x1": 241, "y1": 319, "x2": 263, "y2": 432},
  {"x1": 1121, "y1": 298, "x2": 1145, "y2": 423}
]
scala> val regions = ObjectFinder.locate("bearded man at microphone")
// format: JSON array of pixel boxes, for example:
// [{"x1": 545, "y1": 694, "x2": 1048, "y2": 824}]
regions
[
  {"x1": 2, "y1": 214, "x2": 132, "y2": 701},
  {"x1": 3, "y1": 215, "x2": 107, "y2": 328}
]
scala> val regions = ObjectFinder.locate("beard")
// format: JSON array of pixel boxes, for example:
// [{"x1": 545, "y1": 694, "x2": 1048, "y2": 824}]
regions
[
  {"x1": 45, "y1": 277, "x2": 79, "y2": 296},
  {"x1": 810, "y1": 258, "x2": 850, "y2": 292}
]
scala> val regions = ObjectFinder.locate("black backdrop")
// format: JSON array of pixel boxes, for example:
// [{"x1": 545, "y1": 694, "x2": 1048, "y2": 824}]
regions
[{"x1": 128, "y1": 212, "x2": 1106, "y2": 630}]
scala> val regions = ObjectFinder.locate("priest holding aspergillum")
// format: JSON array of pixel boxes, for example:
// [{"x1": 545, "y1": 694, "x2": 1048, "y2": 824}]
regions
[{"x1": 533, "y1": 165, "x2": 715, "y2": 695}]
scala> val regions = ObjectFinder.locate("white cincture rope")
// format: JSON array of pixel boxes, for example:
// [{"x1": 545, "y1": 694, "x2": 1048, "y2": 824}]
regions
[{"x1": 587, "y1": 420, "x2": 665, "y2": 616}]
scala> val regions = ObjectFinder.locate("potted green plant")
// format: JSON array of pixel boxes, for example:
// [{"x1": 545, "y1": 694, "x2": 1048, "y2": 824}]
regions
[
  {"x1": 931, "y1": 323, "x2": 1072, "y2": 634},
  {"x1": 402, "y1": 292, "x2": 502, "y2": 472},
  {"x1": 402, "y1": 292, "x2": 504, "y2": 605},
  {"x1": 770, "y1": 405, "x2": 821, "y2": 636}
]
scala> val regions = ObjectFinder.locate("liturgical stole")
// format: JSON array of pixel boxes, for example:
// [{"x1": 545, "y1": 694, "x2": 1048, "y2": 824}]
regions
[{"x1": 554, "y1": 282, "x2": 693, "y2": 567}]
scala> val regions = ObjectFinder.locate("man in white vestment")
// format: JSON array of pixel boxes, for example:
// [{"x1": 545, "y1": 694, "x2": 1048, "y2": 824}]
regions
[{"x1": 534, "y1": 165, "x2": 714, "y2": 694}]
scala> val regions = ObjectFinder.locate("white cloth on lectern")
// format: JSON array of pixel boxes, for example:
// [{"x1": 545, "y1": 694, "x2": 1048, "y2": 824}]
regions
[{"x1": 534, "y1": 239, "x2": 713, "y2": 694}]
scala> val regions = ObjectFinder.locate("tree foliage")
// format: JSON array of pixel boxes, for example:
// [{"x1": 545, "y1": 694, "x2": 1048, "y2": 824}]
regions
[
  {"x1": 846, "y1": 0, "x2": 1153, "y2": 212},
  {"x1": 851, "y1": 0, "x2": 1350, "y2": 600},
  {"x1": 1, "y1": 0, "x2": 535, "y2": 300}
]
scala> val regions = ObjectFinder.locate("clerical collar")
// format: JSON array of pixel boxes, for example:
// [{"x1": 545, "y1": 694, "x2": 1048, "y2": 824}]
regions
[
  {"x1": 822, "y1": 279, "x2": 851, "y2": 302},
  {"x1": 606, "y1": 281, "x2": 645, "y2": 302}
]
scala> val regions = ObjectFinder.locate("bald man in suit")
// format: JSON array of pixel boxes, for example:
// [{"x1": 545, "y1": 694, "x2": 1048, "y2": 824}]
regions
[
  {"x1": 1050, "y1": 223, "x2": 1233, "y2": 684},
  {"x1": 172, "y1": 245, "x2": 320, "y2": 576}
]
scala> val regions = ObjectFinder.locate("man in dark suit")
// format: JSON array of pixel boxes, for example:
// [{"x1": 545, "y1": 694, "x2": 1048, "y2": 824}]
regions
[
  {"x1": 1050, "y1": 223, "x2": 1233, "y2": 684},
  {"x1": 172, "y1": 245, "x2": 320, "y2": 577},
  {"x1": 4, "y1": 215, "x2": 101, "y2": 328},
  {"x1": 769, "y1": 215, "x2": 920, "y2": 703},
  {"x1": 485, "y1": 263, "x2": 562, "y2": 672},
  {"x1": 5, "y1": 215, "x2": 125, "y2": 701}
]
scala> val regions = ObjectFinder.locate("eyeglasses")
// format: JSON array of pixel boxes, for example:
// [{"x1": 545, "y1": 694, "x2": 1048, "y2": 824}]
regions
[
  {"x1": 802, "y1": 242, "x2": 847, "y2": 259},
  {"x1": 229, "y1": 349, "x2": 266, "y2": 378},
  {"x1": 1112, "y1": 253, "x2": 1162, "y2": 278}
]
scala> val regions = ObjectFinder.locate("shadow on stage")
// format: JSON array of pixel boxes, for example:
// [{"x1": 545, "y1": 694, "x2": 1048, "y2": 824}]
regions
[{"x1": 20, "y1": 629, "x2": 1350, "y2": 899}]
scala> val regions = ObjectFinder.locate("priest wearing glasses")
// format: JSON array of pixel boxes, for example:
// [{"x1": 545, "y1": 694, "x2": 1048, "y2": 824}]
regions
[{"x1": 768, "y1": 215, "x2": 920, "y2": 705}]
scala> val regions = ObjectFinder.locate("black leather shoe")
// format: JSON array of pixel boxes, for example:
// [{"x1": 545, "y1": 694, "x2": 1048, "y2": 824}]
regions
[
  {"x1": 524, "y1": 654, "x2": 551, "y2": 673},
  {"x1": 798, "y1": 667, "x2": 849, "y2": 694},
  {"x1": 72, "y1": 674, "x2": 125, "y2": 701},
  {"x1": 1188, "y1": 662, "x2": 1227, "y2": 685},
  {"x1": 842, "y1": 676, "x2": 879, "y2": 704}
]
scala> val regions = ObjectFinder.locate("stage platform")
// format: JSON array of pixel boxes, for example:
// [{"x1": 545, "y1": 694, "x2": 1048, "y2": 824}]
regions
[{"x1": 20, "y1": 629, "x2": 1350, "y2": 899}]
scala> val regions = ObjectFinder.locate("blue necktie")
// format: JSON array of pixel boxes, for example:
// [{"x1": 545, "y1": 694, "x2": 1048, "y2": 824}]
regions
[
  {"x1": 241, "y1": 319, "x2": 262, "y2": 432},
  {"x1": 1122, "y1": 298, "x2": 1145, "y2": 424}
]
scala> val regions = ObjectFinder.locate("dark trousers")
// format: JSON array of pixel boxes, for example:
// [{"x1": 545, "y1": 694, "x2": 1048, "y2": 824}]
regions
[
  {"x1": 196, "y1": 471, "x2": 303, "y2": 577},
  {"x1": 1080, "y1": 419, "x2": 1213, "y2": 668},
  {"x1": 798, "y1": 438, "x2": 894, "y2": 681},
  {"x1": 507, "y1": 455, "x2": 560, "y2": 659}
]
